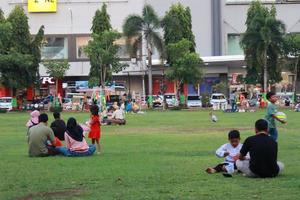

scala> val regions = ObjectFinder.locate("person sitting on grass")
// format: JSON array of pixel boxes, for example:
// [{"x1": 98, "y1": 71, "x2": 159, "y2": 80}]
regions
[
  {"x1": 236, "y1": 119, "x2": 284, "y2": 178},
  {"x1": 206, "y1": 130, "x2": 243, "y2": 175},
  {"x1": 109, "y1": 106, "x2": 126, "y2": 125},
  {"x1": 28, "y1": 113, "x2": 59, "y2": 157},
  {"x1": 26, "y1": 110, "x2": 40, "y2": 131},
  {"x1": 50, "y1": 112, "x2": 66, "y2": 141},
  {"x1": 56, "y1": 118, "x2": 96, "y2": 157}
]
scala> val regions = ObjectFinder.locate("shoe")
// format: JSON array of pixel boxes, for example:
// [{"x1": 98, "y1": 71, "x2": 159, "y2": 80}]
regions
[{"x1": 206, "y1": 168, "x2": 216, "y2": 174}]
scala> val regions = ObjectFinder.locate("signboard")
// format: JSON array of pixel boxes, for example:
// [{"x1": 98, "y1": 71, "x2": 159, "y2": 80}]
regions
[{"x1": 28, "y1": 0, "x2": 57, "y2": 13}]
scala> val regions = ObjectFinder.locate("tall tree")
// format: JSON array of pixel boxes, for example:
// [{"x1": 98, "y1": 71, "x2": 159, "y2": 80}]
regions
[
  {"x1": 284, "y1": 33, "x2": 300, "y2": 93},
  {"x1": 87, "y1": 4, "x2": 125, "y2": 87},
  {"x1": 123, "y1": 4, "x2": 164, "y2": 96},
  {"x1": 240, "y1": 2, "x2": 285, "y2": 92},
  {"x1": 166, "y1": 39, "x2": 203, "y2": 103},
  {"x1": 0, "y1": 6, "x2": 44, "y2": 91},
  {"x1": 162, "y1": 3, "x2": 195, "y2": 53}
]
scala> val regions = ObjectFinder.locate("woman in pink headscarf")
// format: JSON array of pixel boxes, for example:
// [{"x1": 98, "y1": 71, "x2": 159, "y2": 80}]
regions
[{"x1": 26, "y1": 110, "x2": 40, "y2": 130}]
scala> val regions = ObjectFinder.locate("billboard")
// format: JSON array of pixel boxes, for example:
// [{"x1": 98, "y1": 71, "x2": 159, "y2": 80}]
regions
[{"x1": 28, "y1": 0, "x2": 57, "y2": 13}]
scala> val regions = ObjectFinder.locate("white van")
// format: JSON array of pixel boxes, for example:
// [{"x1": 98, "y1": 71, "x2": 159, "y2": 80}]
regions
[{"x1": 0, "y1": 97, "x2": 13, "y2": 111}]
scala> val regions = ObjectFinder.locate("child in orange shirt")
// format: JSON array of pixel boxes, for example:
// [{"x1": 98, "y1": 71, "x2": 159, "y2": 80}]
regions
[{"x1": 88, "y1": 105, "x2": 101, "y2": 154}]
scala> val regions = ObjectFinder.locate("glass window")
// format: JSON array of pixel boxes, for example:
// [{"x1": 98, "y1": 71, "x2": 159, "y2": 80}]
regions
[
  {"x1": 42, "y1": 37, "x2": 68, "y2": 59},
  {"x1": 226, "y1": 0, "x2": 275, "y2": 3},
  {"x1": 227, "y1": 34, "x2": 244, "y2": 55},
  {"x1": 76, "y1": 36, "x2": 91, "y2": 59},
  {"x1": 114, "y1": 37, "x2": 132, "y2": 59}
]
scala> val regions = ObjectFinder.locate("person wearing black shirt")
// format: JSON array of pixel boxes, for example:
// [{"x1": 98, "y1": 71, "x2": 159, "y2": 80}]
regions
[
  {"x1": 236, "y1": 119, "x2": 284, "y2": 178},
  {"x1": 50, "y1": 112, "x2": 66, "y2": 141}
]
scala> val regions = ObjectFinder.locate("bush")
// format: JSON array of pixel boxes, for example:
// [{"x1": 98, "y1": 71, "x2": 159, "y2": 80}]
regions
[
  {"x1": 202, "y1": 93, "x2": 210, "y2": 107},
  {"x1": 0, "y1": 109, "x2": 7, "y2": 113},
  {"x1": 49, "y1": 106, "x2": 63, "y2": 113}
]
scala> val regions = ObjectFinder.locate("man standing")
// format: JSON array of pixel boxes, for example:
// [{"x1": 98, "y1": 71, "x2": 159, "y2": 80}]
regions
[
  {"x1": 28, "y1": 113, "x2": 57, "y2": 157},
  {"x1": 229, "y1": 91, "x2": 236, "y2": 112},
  {"x1": 50, "y1": 112, "x2": 66, "y2": 141},
  {"x1": 236, "y1": 119, "x2": 284, "y2": 178}
]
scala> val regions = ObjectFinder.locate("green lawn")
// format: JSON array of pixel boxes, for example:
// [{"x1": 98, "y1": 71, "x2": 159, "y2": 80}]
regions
[{"x1": 0, "y1": 109, "x2": 300, "y2": 200}]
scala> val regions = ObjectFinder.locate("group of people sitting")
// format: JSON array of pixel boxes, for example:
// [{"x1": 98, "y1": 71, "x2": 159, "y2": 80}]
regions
[
  {"x1": 206, "y1": 119, "x2": 284, "y2": 178},
  {"x1": 26, "y1": 105, "x2": 102, "y2": 157}
]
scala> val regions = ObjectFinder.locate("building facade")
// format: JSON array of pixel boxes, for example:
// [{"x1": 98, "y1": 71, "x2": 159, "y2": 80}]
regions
[{"x1": 0, "y1": 0, "x2": 300, "y2": 99}]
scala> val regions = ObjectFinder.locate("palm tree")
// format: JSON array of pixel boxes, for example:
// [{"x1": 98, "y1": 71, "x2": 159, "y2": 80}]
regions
[
  {"x1": 123, "y1": 4, "x2": 164, "y2": 96},
  {"x1": 241, "y1": 3, "x2": 285, "y2": 92}
]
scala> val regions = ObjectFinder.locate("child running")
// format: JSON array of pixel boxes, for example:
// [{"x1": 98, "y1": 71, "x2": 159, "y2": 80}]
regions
[
  {"x1": 206, "y1": 130, "x2": 242, "y2": 175},
  {"x1": 265, "y1": 92, "x2": 286, "y2": 141},
  {"x1": 88, "y1": 105, "x2": 101, "y2": 154}
]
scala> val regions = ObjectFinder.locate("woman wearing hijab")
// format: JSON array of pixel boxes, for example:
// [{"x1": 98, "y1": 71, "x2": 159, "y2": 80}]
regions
[{"x1": 56, "y1": 118, "x2": 96, "y2": 157}]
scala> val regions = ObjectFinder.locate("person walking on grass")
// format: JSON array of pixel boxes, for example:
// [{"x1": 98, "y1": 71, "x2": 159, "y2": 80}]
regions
[
  {"x1": 236, "y1": 119, "x2": 284, "y2": 178},
  {"x1": 28, "y1": 113, "x2": 59, "y2": 157},
  {"x1": 265, "y1": 91, "x2": 286, "y2": 141},
  {"x1": 88, "y1": 105, "x2": 101, "y2": 154}
]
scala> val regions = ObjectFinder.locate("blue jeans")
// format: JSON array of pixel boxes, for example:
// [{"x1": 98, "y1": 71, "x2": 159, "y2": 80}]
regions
[
  {"x1": 56, "y1": 145, "x2": 96, "y2": 157},
  {"x1": 269, "y1": 128, "x2": 278, "y2": 141}
]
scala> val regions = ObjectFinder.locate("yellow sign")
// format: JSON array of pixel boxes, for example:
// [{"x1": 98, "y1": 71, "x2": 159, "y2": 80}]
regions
[{"x1": 28, "y1": 0, "x2": 57, "y2": 13}]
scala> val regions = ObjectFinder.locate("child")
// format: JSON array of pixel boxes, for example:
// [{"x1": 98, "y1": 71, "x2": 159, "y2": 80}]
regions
[
  {"x1": 206, "y1": 130, "x2": 242, "y2": 174},
  {"x1": 26, "y1": 110, "x2": 40, "y2": 131},
  {"x1": 265, "y1": 92, "x2": 286, "y2": 141},
  {"x1": 88, "y1": 105, "x2": 101, "y2": 154}
]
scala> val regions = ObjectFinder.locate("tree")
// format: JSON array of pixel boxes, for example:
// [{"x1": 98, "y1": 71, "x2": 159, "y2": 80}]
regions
[
  {"x1": 43, "y1": 60, "x2": 70, "y2": 96},
  {"x1": 0, "y1": 6, "x2": 44, "y2": 92},
  {"x1": 123, "y1": 4, "x2": 164, "y2": 96},
  {"x1": 283, "y1": 34, "x2": 300, "y2": 93},
  {"x1": 162, "y1": 3, "x2": 195, "y2": 53},
  {"x1": 85, "y1": 30, "x2": 125, "y2": 87},
  {"x1": 240, "y1": 2, "x2": 285, "y2": 92},
  {"x1": 166, "y1": 39, "x2": 203, "y2": 103},
  {"x1": 87, "y1": 4, "x2": 124, "y2": 87}
]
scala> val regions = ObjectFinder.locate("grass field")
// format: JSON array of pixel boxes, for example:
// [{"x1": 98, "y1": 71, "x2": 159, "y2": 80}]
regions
[{"x1": 0, "y1": 109, "x2": 300, "y2": 200}]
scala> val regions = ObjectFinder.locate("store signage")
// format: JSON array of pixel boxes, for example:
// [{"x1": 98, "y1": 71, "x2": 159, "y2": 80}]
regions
[
  {"x1": 41, "y1": 77, "x2": 55, "y2": 84},
  {"x1": 28, "y1": 0, "x2": 57, "y2": 13}
]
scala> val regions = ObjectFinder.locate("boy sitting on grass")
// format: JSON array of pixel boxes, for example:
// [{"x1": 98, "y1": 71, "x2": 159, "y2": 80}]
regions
[{"x1": 206, "y1": 130, "x2": 242, "y2": 175}]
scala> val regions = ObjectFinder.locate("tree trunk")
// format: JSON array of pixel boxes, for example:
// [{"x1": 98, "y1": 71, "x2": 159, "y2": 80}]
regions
[
  {"x1": 147, "y1": 46, "x2": 153, "y2": 96},
  {"x1": 263, "y1": 50, "x2": 268, "y2": 93},
  {"x1": 56, "y1": 79, "x2": 58, "y2": 96},
  {"x1": 294, "y1": 57, "x2": 299, "y2": 94}
]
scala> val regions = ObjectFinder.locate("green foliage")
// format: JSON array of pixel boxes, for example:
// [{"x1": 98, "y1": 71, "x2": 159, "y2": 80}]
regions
[
  {"x1": 123, "y1": 4, "x2": 164, "y2": 57},
  {"x1": 0, "y1": 6, "x2": 44, "y2": 89},
  {"x1": 240, "y1": 2, "x2": 285, "y2": 86},
  {"x1": 162, "y1": 3, "x2": 195, "y2": 52},
  {"x1": 43, "y1": 60, "x2": 70, "y2": 79},
  {"x1": 91, "y1": 3, "x2": 111, "y2": 34},
  {"x1": 85, "y1": 31, "x2": 125, "y2": 86},
  {"x1": 87, "y1": 4, "x2": 124, "y2": 87},
  {"x1": 166, "y1": 39, "x2": 203, "y2": 86},
  {"x1": 213, "y1": 81, "x2": 228, "y2": 94}
]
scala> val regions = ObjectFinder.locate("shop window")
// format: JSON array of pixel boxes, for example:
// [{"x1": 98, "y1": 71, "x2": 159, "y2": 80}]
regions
[
  {"x1": 227, "y1": 34, "x2": 244, "y2": 55},
  {"x1": 76, "y1": 36, "x2": 91, "y2": 59},
  {"x1": 42, "y1": 37, "x2": 68, "y2": 59},
  {"x1": 114, "y1": 37, "x2": 132, "y2": 59}
]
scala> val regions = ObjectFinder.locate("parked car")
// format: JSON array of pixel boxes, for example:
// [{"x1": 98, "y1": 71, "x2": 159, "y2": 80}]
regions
[
  {"x1": 62, "y1": 98, "x2": 72, "y2": 110},
  {"x1": 187, "y1": 95, "x2": 202, "y2": 108},
  {"x1": 164, "y1": 93, "x2": 179, "y2": 108},
  {"x1": 0, "y1": 97, "x2": 13, "y2": 111},
  {"x1": 153, "y1": 95, "x2": 164, "y2": 107},
  {"x1": 210, "y1": 93, "x2": 227, "y2": 109}
]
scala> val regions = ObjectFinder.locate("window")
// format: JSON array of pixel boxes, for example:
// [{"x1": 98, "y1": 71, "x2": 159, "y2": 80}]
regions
[
  {"x1": 227, "y1": 34, "x2": 244, "y2": 55},
  {"x1": 76, "y1": 36, "x2": 91, "y2": 59},
  {"x1": 41, "y1": 37, "x2": 68, "y2": 59},
  {"x1": 114, "y1": 37, "x2": 132, "y2": 59},
  {"x1": 226, "y1": 0, "x2": 276, "y2": 3}
]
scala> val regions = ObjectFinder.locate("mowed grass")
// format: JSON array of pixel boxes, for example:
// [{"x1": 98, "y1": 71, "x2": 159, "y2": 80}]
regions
[{"x1": 0, "y1": 109, "x2": 300, "y2": 200}]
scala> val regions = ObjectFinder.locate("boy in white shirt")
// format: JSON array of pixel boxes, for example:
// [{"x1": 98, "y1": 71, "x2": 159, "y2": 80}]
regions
[{"x1": 206, "y1": 130, "x2": 242, "y2": 174}]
